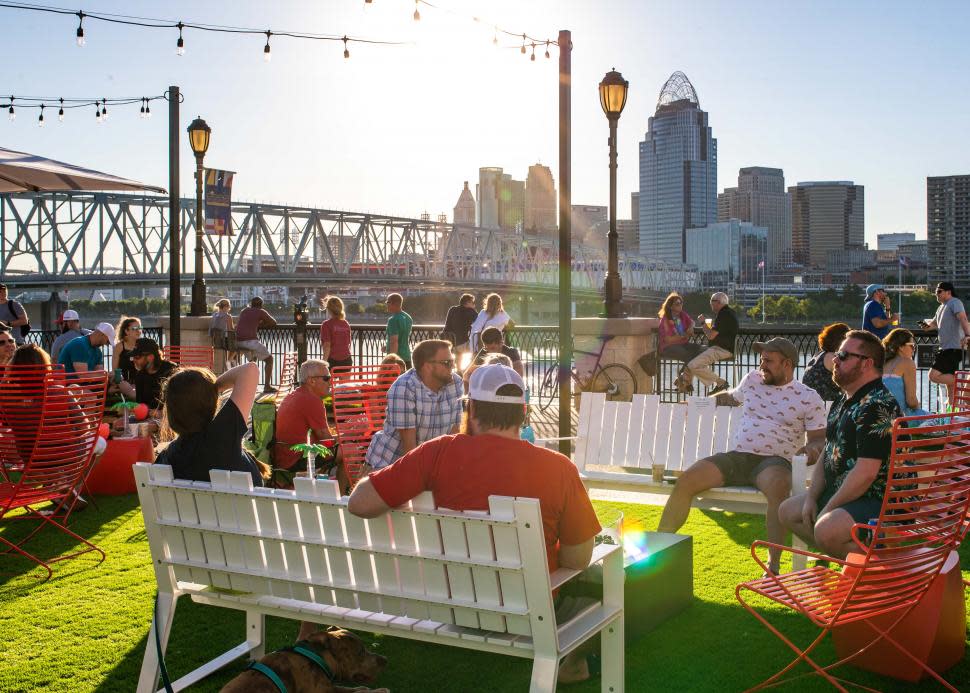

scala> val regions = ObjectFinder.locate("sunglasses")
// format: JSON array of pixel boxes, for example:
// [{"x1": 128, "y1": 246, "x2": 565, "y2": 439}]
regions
[
  {"x1": 309, "y1": 374, "x2": 332, "y2": 382},
  {"x1": 834, "y1": 350, "x2": 870, "y2": 362},
  {"x1": 0, "y1": 339, "x2": 13, "y2": 346},
  {"x1": 428, "y1": 359, "x2": 455, "y2": 368}
]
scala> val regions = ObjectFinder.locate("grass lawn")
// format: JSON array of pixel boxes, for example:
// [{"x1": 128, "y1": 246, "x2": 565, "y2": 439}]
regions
[{"x1": 1, "y1": 496, "x2": 968, "y2": 692}]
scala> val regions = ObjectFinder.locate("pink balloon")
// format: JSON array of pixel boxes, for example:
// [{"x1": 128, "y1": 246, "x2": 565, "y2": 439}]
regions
[
  {"x1": 133, "y1": 403, "x2": 149, "y2": 421},
  {"x1": 98, "y1": 423, "x2": 110, "y2": 438}
]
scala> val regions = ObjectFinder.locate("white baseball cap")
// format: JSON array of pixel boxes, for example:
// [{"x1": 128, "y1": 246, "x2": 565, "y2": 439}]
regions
[
  {"x1": 61, "y1": 309, "x2": 80, "y2": 322},
  {"x1": 94, "y1": 322, "x2": 115, "y2": 346},
  {"x1": 468, "y1": 364, "x2": 526, "y2": 404}
]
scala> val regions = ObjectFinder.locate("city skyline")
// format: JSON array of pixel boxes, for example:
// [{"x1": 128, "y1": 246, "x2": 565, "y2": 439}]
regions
[{"x1": 3, "y1": 0, "x2": 968, "y2": 249}]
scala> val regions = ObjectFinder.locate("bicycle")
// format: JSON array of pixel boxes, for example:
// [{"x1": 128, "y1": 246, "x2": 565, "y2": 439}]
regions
[{"x1": 536, "y1": 335, "x2": 637, "y2": 411}]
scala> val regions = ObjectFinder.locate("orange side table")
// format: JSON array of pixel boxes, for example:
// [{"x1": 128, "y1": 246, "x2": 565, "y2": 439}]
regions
[{"x1": 85, "y1": 436, "x2": 155, "y2": 495}]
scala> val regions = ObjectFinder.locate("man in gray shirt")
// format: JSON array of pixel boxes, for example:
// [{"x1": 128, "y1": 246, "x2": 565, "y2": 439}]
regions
[
  {"x1": 920, "y1": 281, "x2": 970, "y2": 407},
  {"x1": 50, "y1": 309, "x2": 92, "y2": 363},
  {"x1": 0, "y1": 284, "x2": 28, "y2": 345}
]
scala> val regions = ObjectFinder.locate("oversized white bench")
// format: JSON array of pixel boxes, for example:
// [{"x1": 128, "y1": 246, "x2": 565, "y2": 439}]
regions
[{"x1": 134, "y1": 463, "x2": 624, "y2": 693}]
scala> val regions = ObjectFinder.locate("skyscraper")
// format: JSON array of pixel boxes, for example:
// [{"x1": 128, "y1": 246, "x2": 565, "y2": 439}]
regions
[
  {"x1": 498, "y1": 174, "x2": 525, "y2": 232},
  {"x1": 453, "y1": 181, "x2": 476, "y2": 226},
  {"x1": 525, "y1": 163, "x2": 557, "y2": 234},
  {"x1": 718, "y1": 167, "x2": 792, "y2": 270},
  {"x1": 789, "y1": 181, "x2": 864, "y2": 269},
  {"x1": 927, "y1": 174, "x2": 970, "y2": 294},
  {"x1": 477, "y1": 167, "x2": 502, "y2": 229},
  {"x1": 638, "y1": 71, "x2": 717, "y2": 263}
]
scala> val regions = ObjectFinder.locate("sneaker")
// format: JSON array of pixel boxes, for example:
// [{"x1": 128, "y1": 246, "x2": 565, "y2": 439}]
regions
[{"x1": 708, "y1": 383, "x2": 728, "y2": 396}]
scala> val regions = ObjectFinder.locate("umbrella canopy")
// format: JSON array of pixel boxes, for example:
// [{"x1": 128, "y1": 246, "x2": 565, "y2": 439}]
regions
[{"x1": 0, "y1": 146, "x2": 165, "y2": 194}]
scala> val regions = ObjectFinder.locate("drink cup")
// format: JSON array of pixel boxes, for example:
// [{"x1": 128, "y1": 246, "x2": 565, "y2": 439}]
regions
[
  {"x1": 652, "y1": 463, "x2": 665, "y2": 483},
  {"x1": 704, "y1": 318, "x2": 713, "y2": 329}
]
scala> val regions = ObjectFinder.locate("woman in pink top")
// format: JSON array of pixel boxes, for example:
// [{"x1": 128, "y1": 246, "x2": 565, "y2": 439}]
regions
[
  {"x1": 320, "y1": 296, "x2": 353, "y2": 368},
  {"x1": 657, "y1": 292, "x2": 701, "y2": 364}
]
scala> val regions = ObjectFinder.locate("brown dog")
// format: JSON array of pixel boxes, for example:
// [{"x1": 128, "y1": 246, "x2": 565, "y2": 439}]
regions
[{"x1": 220, "y1": 627, "x2": 388, "y2": 693}]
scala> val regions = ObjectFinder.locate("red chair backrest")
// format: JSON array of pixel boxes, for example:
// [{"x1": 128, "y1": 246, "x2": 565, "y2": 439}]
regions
[
  {"x1": 330, "y1": 365, "x2": 399, "y2": 486},
  {"x1": 833, "y1": 412, "x2": 970, "y2": 624},
  {"x1": 277, "y1": 352, "x2": 298, "y2": 399},
  {"x1": 163, "y1": 345, "x2": 214, "y2": 370},
  {"x1": 0, "y1": 370, "x2": 107, "y2": 513},
  {"x1": 0, "y1": 364, "x2": 67, "y2": 466},
  {"x1": 954, "y1": 370, "x2": 970, "y2": 412}
]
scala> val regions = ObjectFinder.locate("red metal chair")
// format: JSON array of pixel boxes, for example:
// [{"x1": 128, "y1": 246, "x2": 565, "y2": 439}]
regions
[
  {"x1": 0, "y1": 370, "x2": 108, "y2": 581},
  {"x1": 162, "y1": 345, "x2": 214, "y2": 370},
  {"x1": 277, "y1": 351, "x2": 298, "y2": 398},
  {"x1": 953, "y1": 370, "x2": 970, "y2": 412},
  {"x1": 0, "y1": 364, "x2": 67, "y2": 480},
  {"x1": 330, "y1": 365, "x2": 399, "y2": 488},
  {"x1": 736, "y1": 411, "x2": 970, "y2": 692}
]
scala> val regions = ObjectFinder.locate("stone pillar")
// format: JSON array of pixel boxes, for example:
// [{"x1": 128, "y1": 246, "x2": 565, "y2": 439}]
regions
[{"x1": 572, "y1": 317, "x2": 659, "y2": 398}]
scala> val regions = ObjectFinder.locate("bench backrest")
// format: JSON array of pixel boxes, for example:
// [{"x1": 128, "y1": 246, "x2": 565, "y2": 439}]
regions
[
  {"x1": 576, "y1": 393, "x2": 743, "y2": 473},
  {"x1": 134, "y1": 463, "x2": 558, "y2": 648}
]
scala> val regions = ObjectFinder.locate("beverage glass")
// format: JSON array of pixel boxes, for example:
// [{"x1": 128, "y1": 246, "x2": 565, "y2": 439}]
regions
[
  {"x1": 652, "y1": 463, "x2": 665, "y2": 483},
  {"x1": 704, "y1": 318, "x2": 713, "y2": 329}
]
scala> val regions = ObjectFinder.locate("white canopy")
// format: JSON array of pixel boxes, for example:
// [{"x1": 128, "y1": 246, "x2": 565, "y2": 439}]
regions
[{"x1": 0, "y1": 146, "x2": 165, "y2": 194}]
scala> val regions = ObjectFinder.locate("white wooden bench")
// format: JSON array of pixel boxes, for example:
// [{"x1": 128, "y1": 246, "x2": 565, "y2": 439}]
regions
[{"x1": 134, "y1": 463, "x2": 624, "y2": 693}]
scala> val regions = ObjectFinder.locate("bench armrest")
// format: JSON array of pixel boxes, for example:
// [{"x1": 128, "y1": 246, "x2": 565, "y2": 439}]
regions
[
  {"x1": 549, "y1": 542, "x2": 622, "y2": 591},
  {"x1": 534, "y1": 436, "x2": 578, "y2": 443}
]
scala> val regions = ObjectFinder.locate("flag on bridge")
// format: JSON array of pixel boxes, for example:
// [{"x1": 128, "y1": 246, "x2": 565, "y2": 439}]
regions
[
  {"x1": 757, "y1": 259, "x2": 765, "y2": 270},
  {"x1": 899, "y1": 255, "x2": 909, "y2": 268},
  {"x1": 204, "y1": 168, "x2": 235, "y2": 236}
]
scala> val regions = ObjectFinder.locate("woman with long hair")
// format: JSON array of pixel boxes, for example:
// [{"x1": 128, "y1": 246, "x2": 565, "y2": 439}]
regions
[
  {"x1": 155, "y1": 361, "x2": 268, "y2": 486},
  {"x1": 881, "y1": 328, "x2": 928, "y2": 416},
  {"x1": 657, "y1": 293, "x2": 699, "y2": 363},
  {"x1": 801, "y1": 322, "x2": 850, "y2": 402},
  {"x1": 320, "y1": 295, "x2": 353, "y2": 368},
  {"x1": 112, "y1": 316, "x2": 142, "y2": 381},
  {"x1": 469, "y1": 293, "x2": 510, "y2": 352}
]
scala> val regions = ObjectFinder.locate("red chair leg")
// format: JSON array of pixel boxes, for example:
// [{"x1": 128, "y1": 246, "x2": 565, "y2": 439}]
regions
[{"x1": 0, "y1": 531, "x2": 52, "y2": 581}]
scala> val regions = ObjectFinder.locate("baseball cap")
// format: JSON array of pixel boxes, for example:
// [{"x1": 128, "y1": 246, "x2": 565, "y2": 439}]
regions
[
  {"x1": 57, "y1": 309, "x2": 80, "y2": 323},
  {"x1": 468, "y1": 363, "x2": 526, "y2": 404},
  {"x1": 753, "y1": 337, "x2": 798, "y2": 363},
  {"x1": 130, "y1": 337, "x2": 161, "y2": 358},
  {"x1": 94, "y1": 322, "x2": 116, "y2": 347},
  {"x1": 936, "y1": 281, "x2": 956, "y2": 294},
  {"x1": 865, "y1": 284, "x2": 884, "y2": 299}
]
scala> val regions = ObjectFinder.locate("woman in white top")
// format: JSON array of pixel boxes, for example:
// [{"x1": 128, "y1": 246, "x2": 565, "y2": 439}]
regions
[{"x1": 469, "y1": 293, "x2": 510, "y2": 352}]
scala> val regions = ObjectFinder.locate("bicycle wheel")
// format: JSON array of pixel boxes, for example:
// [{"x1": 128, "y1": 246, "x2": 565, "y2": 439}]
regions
[
  {"x1": 537, "y1": 364, "x2": 559, "y2": 412},
  {"x1": 590, "y1": 363, "x2": 638, "y2": 401}
]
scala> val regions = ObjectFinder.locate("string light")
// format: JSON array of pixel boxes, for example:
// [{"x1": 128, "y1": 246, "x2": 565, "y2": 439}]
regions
[
  {"x1": 3, "y1": 94, "x2": 167, "y2": 125},
  {"x1": 520, "y1": 33, "x2": 526, "y2": 54},
  {"x1": 492, "y1": 28, "x2": 498, "y2": 45},
  {"x1": 263, "y1": 30, "x2": 272, "y2": 61},
  {"x1": 75, "y1": 10, "x2": 84, "y2": 46},
  {"x1": 530, "y1": 42, "x2": 536, "y2": 61},
  {"x1": 176, "y1": 21, "x2": 184, "y2": 55},
  {"x1": 58, "y1": 97, "x2": 64, "y2": 122},
  {"x1": 343, "y1": 35, "x2": 350, "y2": 59},
  {"x1": 100, "y1": 98, "x2": 108, "y2": 120},
  {"x1": 413, "y1": 0, "x2": 420, "y2": 21},
  {"x1": 95, "y1": 102, "x2": 101, "y2": 123},
  {"x1": 544, "y1": 40, "x2": 550, "y2": 59},
  {"x1": 38, "y1": 104, "x2": 44, "y2": 127},
  {"x1": 8, "y1": 96, "x2": 14, "y2": 122}
]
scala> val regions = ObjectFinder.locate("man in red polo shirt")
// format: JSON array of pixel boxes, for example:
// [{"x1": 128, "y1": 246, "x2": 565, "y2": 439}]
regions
[{"x1": 274, "y1": 359, "x2": 334, "y2": 472}]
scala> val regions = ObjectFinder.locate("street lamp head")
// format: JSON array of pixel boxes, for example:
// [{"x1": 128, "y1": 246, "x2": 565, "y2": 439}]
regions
[
  {"x1": 187, "y1": 117, "x2": 211, "y2": 157},
  {"x1": 599, "y1": 68, "x2": 629, "y2": 120}
]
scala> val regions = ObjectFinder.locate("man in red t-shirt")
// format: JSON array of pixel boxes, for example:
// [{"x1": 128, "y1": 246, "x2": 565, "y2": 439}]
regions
[
  {"x1": 274, "y1": 359, "x2": 334, "y2": 471},
  {"x1": 235, "y1": 296, "x2": 277, "y2": 391},
  {"x1": 349, "y1": 364, "x2": 600, "y2": 573}
]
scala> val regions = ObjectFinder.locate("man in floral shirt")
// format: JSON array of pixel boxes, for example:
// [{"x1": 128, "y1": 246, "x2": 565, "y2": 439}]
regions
[{"x1": 779, "y1": 330, "x2": 901, "y2": 559}]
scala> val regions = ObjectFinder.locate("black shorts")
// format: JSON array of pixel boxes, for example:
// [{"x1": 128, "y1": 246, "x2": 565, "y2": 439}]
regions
[
  {"x1": 931, "y1": 348, "x2": 964, "y2": 375},
  {"x1": 328, "y1": 356, "x2": 353, "y2": 368},
  {"x1": 817, "y1": 492, "x2": 883, "y2": 524},
  {"x1": 707, "y1": 451, "x2": 790, "y2": 487}
]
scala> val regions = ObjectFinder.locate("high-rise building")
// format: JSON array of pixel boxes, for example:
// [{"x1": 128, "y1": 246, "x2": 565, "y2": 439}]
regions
[
  {"x1": 686, "y1": 220, "x2": 767, "y2": 289},
  {"x1": 718, "y1": 167, "x2": 792, "y2": 269},
  {"x1": 877, "y1": 232, "x2": 916, "y2": 252},
  {"x1": 525, "y1": 163, "x2": 557, "y2": 234},
  {"x1": 788, "y1": 181, "x2": 864, "y2": 269},
  {"x1": 498, "y1": 174, "x2": 525, "y2": 232},
  {"x1": 476, "y1": 167, "x2": 502, "y2": 229},
  {"x1": 453, "y1": 181, "x2": 476, "y2": 226},
  {"x1": 927, "y1": 175, "x2": 970, "y2": 294},
  {"x1": 638, "y1": 71, "x2": 717, "y2": 263}
]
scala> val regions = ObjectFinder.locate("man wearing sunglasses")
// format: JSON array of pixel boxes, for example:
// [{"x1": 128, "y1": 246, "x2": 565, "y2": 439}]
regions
[
  {"x1": 275, "y1": 359, "x2": 336, "y2": 473},
  {"x1": 0, "y1": 323, "x2": 16, "y2": 366},
  {"x1": 779, "y1": 330, "x2": 900, "y2": 560},
  {"x1": 365, "y1": 339, "x2": 462, "y2": 471},
  {"x1": 918, "y1": 281, "x2": 970, "y2": 407}
]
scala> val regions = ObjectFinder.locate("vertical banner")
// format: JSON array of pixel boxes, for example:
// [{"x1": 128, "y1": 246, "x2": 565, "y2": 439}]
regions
[{"x1": 204, "y1": 168, "x2": 235, "y2": 235}]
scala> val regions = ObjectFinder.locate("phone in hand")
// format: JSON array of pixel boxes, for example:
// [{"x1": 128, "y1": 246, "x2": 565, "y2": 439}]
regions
[{"x1": 113, "y1": 368, "x2": 124, "y2": 384}]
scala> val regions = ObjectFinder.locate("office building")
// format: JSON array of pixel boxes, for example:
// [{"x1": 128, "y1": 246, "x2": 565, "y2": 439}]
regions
[
  {"x1": 718, "y1": 167, "x2": 792, "y2": 269},
  {"x1": 877, "y1": 232, "x2": 916, "y2": 252},
  {"x1": 453, "y1": 181, "x2": 476, "y2": 226},
  {"x1": 498, "y1": 174, "x2": 525, "y2": 232},
  {"x1": 686, "y1": 220, "x2": 767, "y2": 289},
  {"x1": 927, "y1": 175, "x2": 970, "y2": 294},
  {"x1": 525, "y1": 164, "x2": 557, "y2": 234},
  {"x1": 639, "y1": 71, "x2": 717, "y2": 263},
  {"x1": 789, "y1": 181, "x2": 864, "y2": 269},
  {"x1": 477, "y1": 167, "x2": 502, "y2": 229}
]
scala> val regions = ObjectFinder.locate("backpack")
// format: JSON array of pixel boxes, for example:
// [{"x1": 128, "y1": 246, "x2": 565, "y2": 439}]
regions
[
  {"x1": 6, "y1": 301, "x2": 29, "y2": 337},
  {"x1": 248, "y1": 399, "x2": 277, "y2": 467}
]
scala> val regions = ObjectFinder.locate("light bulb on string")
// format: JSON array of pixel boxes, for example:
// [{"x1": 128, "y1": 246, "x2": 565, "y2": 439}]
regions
[
  {"x1": 145, "y1": 100, "x2": 151, "y2": 118},
  {"x1": 100, "y1": 99, "x2": 108, "y2": 121},
  {"x1": 8, "y1": 97, "x2": 15, "y2": 122},
  {"x1": 176, "y1": 22, "x2": 185, "y2": 56},
  {"x1": 343, "y1": 36, "x2": 350, "y2": 59},
  {"x1": 530, "y1": 43, "x2": 536, "y2": 61},
  {"x1": 413, "y1": 0, "x2": 420, "y2": 21},
  {"x1": 544, "y1": 40, "x2": 550, "y2": 59},
  {"x1": 38, "y1": 105, "x2": 45, "y2": 127},
  {"x1": 520, "y1": 34, "x2": 526, "y2": 54},
  {"x1": 76, "y1": 11, "x2": 85, "y2": 47},
  {"x1": 58, "y1": 98, "x2": 64, "y2": 122},
  {"x1": 493, "y1": 28, "x2": 498, "y2": 46},
  {"x1": 95, "y1": 103, "x2": 102, "y2": 123},
  {"x1": 139, "y1": 98, "x2": 146, "y2": 118},
  {"x1": 263, "y1": 31, "x2": 272, "y2": 62}
]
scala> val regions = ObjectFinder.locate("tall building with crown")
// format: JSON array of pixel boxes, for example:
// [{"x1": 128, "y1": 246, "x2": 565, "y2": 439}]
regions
[
  {"x1": 638, "y1": 71, "x2": 717, "y2": 263},
  {"x1": 453, "y1": 181, "x2": 476, "y2": 226}
]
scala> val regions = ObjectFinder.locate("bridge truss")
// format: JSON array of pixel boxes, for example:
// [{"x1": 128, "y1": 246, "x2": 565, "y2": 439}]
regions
[{"x1": 0, "y1": 191, "x2": 696, "y2": 296}]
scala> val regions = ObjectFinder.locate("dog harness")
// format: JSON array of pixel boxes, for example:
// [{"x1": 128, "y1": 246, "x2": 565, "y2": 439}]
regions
[{"x1": 246, "y1": 640, "x2": 335, "y2": 693}]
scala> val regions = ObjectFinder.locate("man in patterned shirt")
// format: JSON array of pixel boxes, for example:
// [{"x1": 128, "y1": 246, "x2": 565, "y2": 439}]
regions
[
  {"x1": 779, "y1": 330, "x2": 901, "y2": 559},
  {"x1": 364, "y1": 339, "x2": 462, "y2": 471},
  {"x1": 658, "y1": 337, "x2": 827, "y2": 575}
]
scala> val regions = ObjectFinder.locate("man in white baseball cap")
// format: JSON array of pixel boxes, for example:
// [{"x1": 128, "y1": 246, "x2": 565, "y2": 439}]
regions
[
  {"x1": 50, "y1": 309, "x2": 92, "y2": 363},
  {"x1": 58, "y1": 321, "x2": 114, "y2": 373}
]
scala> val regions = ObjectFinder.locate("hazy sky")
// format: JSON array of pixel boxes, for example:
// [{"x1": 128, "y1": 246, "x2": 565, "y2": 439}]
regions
[{"x1": 4, "y1": 0, "x2": 969, "y2": 246}]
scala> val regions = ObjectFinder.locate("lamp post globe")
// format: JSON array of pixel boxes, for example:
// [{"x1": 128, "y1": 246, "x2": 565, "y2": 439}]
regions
[
  {"x1": 599, "y1": 69, "x2": 628, "y2": 318},
  {"x1": 187, "y1": 117, "x2": 211, "y2": 316}
]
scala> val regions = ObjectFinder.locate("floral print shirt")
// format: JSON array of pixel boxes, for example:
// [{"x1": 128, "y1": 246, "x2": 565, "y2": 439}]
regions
[{"x1": 821, "y1": 378, "x2": 900, "y2": 502}]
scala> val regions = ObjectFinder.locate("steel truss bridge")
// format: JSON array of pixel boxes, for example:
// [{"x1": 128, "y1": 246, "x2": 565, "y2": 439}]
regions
[{"x1": 0, "y1": 192, "x2": 696, "y2": 300}]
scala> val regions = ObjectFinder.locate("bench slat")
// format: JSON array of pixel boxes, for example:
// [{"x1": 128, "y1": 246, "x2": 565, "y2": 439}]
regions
[
  {"x1": 576, "y1": 393, "x2": 606, "y2": 473},
  {"x1": 665, "y1": 405, "x2": 688, "y2": 474},
  {"x1": 489, "y1": 496, "x2": 531, "y2": 637},
  {"x1": 466, "y1": 515, "x2": 507, "y2": 633},
  {"x1": 411, "y1": 491, "x2": 456, "y2": 626},
  {"x1": 389, "y1": 508, "x2": 430, "y2": 621}
]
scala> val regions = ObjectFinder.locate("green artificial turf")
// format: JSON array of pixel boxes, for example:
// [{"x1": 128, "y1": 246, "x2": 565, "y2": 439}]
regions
[{"x1": 0, "y1": 496, "x2": 967, "y2": 692}]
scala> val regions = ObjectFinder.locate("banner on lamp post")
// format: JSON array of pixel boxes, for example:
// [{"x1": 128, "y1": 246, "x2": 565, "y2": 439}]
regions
[{"x1": 204, "y1": 168, "x2": 235, "y2": 235}]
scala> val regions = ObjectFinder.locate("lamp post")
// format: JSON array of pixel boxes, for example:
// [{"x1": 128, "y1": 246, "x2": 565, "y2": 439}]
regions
[
  {"x1": 599, "y1": 68, "x2": 628, "y2": 318},
  {"x1": 187, "y1": 116, "x2": 211, "y2": 316}
]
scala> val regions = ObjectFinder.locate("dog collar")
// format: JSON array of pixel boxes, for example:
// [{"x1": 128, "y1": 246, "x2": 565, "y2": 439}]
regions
[
  {"x1": 247, "y1": 662, "x2": 287, "y2": 693},
  {"x1": 288, "y1": 641, "x2": 335, "y2": 681}
]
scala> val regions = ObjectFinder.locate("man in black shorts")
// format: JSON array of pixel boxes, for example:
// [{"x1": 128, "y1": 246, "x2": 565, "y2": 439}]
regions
[
  {"x1": 779, "y1": 330, "x2": 901, "y2": 559},
  {"x1": 919, "y1": 281, "x2": 970, "y2": 407}
]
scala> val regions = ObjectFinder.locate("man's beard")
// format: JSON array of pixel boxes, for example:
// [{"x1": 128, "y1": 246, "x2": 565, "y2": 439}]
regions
[{"x1": 832, "y1": 361, "x2": 861, "y2": 388}]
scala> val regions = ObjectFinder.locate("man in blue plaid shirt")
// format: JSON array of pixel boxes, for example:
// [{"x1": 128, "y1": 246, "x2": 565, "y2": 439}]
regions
[{"x1": 365, "y1": 339, "x2": 463, "y2": 470}]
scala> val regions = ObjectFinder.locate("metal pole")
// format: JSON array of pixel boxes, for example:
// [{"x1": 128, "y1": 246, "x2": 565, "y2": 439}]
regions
[
  {"x1": 558, "y1": 29, "x2": 572, "y2": 457},
  {"x1": 761, "y1": 263, "x2": 766, "y2": 324},
  {"x1": 190, "y1": 154, "x2": 207, "y2": 315},
  {"x1": 898, "y1": 260, "x2": 903, "y2": 324},
  {"x1": 604, "y1": 116, "x2": 622, "y2": 317},
  {"x1": 168, "y1": 85, "x2": 181, "y2": 346}
]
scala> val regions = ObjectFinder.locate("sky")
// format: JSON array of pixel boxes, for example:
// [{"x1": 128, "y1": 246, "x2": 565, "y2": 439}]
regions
[{"x1": 3, "y1": 0, "x2": 969, "y2": 247}]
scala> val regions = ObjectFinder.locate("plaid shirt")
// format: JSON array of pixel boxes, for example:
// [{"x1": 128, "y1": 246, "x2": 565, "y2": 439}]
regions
[{"x1": 365, "y1": 369, "x2": 463, "y2": 470}]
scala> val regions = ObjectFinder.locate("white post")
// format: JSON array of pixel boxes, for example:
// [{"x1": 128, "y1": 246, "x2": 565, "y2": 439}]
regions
[
  {"x1": 761, "y1": 262, "x2": 766, "y2": 324},
  {"x1": 898, "y1": 259, "x2": 903, "y2": 324}
]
